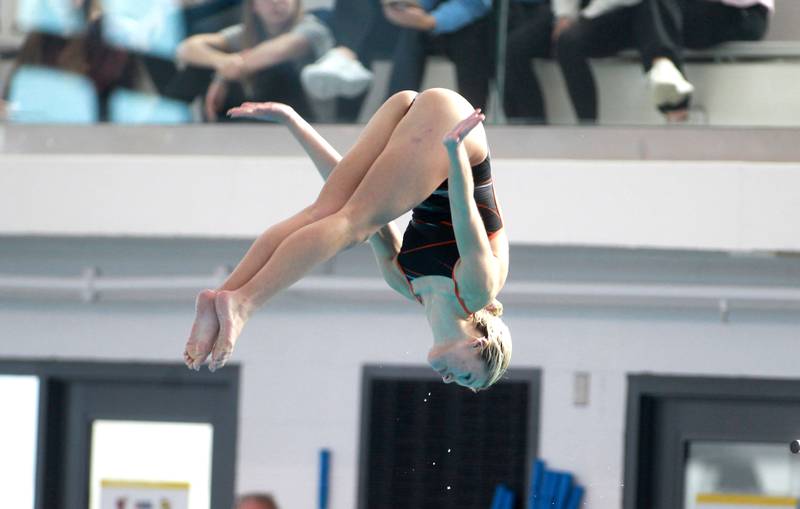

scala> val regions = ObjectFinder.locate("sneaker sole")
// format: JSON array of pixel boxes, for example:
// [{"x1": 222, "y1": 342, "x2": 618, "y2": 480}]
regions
[{"x1": 651, "y1": 80, "x2": 694, "y2": 109}]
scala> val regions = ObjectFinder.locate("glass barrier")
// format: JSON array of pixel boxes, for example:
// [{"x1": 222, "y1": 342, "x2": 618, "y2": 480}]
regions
[
  {"x1": 1, "y1": 0, "x2": 798, "y2": 126},
  {"x1": 684, "y1": 441, "x2": 800, "y2": 509}
]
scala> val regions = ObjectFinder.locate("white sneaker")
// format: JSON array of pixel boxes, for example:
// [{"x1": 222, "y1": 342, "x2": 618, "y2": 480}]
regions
[
  {"x1": 301, "y1": 49, "x2": 373, "y2": 101},
  {"x1": 647, "y1": 58, "x2": 694, "y2": 109}
]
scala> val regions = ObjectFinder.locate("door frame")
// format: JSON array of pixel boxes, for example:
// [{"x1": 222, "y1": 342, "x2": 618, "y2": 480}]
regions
[
  {"x1": 0, "y1": 359, "x2": 239, "y2": 509},
  {"x1": 624, "y1": 373, "x2": 800, "y2": 509}
]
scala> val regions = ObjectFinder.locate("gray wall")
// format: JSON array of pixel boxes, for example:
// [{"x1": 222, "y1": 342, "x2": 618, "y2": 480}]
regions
[{"x1": 2, "y1": 239, "x2": 799, "y2": 509}]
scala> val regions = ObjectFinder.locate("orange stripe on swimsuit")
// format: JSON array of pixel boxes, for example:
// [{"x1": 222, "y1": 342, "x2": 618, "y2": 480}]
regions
[{"x1": 397, "y1": 156, "x2": 503, "y2": 309}]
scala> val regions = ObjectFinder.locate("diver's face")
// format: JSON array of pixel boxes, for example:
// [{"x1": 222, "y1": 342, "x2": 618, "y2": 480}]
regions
[{"x1": 428, "y1": 338, "x2": 488, "y2": 390}]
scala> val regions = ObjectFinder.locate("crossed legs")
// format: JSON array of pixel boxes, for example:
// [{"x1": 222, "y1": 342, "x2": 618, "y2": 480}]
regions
[{"x1": 184, "y1": 90, "x2": 418, "y2": 370}]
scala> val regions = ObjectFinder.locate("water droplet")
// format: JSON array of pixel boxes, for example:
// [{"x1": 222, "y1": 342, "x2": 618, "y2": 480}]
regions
[
  {"x1": 427, "y1": 392, "x2": 431, "y2": 396},
  {"x1": 432, "y1": 461, "x2": 436, "y2": 466},
  {"x1": 446, "y1": 486, "x2": 451, "y2": 491},
  {"x1": 447, "y1": 448, "x2": 451, "y2": 453},
  {"x1": 423, "y1": 398, "x2": 428, "y2": 402}
]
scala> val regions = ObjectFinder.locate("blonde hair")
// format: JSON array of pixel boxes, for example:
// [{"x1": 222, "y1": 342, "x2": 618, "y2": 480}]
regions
[{"x1": 473, "y1": 300, "x2": 512, "y2": 391}]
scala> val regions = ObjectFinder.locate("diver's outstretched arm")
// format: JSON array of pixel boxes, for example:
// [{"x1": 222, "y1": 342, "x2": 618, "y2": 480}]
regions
[
  {"x1": 443, "y1": 110, "x2": 503, "y2": 311},
  {"x1": 229, "y1": 102, "x2": 340, "y2": 178}
]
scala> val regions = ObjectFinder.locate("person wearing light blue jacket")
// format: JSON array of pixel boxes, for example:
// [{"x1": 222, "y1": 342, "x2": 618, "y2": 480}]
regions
[{"x1": 384, "y1": 0, "x2": 494, "y2": 111}]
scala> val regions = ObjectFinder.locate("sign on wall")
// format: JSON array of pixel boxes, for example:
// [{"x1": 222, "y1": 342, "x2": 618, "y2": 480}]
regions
[{"x1": 100, "y1": 480, "x2": 189, "y2": 509}]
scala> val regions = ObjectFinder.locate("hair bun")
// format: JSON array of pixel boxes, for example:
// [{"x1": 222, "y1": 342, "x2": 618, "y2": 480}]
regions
[{"x1": 487, "y1": 299, "x2": 503, "y2": 317}]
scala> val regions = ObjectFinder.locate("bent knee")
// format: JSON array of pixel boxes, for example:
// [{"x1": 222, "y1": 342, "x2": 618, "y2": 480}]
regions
[
  {"x1": 337, "y1": 207, "x2": 383, "y2": 245},
  {"x1": 415, "y1": 87, "x2": 462, "y2": 105},
  {"x1": 412, "y1": 87, "x2": 475, "y2": 116},
  {"x1": 304, "y1": 201, "x2": 337, "y2": 224},
  {"x1": 386, "y1": 90, "x2": 419, "y2": 109}
]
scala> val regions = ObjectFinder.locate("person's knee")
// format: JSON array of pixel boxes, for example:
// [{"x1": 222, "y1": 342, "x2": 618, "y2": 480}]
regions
[
  {"x1": 555, "y1": 26, "x2": 585, "y2": 63},
  {"x1": 386, "y1": 90, "x2": 419, "y2": 109},
  {"x1": 305, "y1": 201, "x2": 337, "y2": 224},
  {"x1": 415, "y1": 87, "x2": 455, "y2": 103},
  {"x1": 335, "y1": 207, "x2": 380, "y2": 247},
  {"x1": 413, "y1": 87, "x2": 470, "y2": 112}
]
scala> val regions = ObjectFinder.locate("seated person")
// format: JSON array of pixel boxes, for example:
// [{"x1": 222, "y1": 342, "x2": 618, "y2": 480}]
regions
[
  {"x1": 300, "y1": 0, "x2": 400, "y2": 107},
  {"x1": 639, "y1": 0, "x2": 772, "y2": 121},
  {"x1": 3, "y1": 17, "x2": 142, "y2": 122},
  {"x1": 503, "y1": 0, "x2": 555, "y2": 124},
  {"x1": 171, "y1": 0, "x2": 334, "y2": 121},
  {"x1": 553, "y1": 0, "x2": 772, "y2": 122},
  {"x1": 383, "y1": 0, "x2": 495, "y2": 112}
]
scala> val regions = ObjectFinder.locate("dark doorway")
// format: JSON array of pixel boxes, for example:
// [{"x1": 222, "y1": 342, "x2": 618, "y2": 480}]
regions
[
  {"x1": 0, "y1": 360, "x2": 238, "y2": 509},
  {"x1": 357, "y1": 365, "x2": 540, "y2": 509},
  {"x1": 624, "y1": 374, "x2": 800, "y2": 509}
]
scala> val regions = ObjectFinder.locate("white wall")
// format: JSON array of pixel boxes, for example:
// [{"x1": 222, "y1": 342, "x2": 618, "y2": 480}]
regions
[
  {"x1": 4, "y1": 154, "x2": 800, "y2": 252},
  {"x1": 1, "y1": 293, "x2": 798, "y2": 509}
]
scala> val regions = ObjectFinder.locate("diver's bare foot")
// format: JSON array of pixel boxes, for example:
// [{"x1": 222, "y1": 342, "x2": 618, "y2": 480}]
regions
[
  {"x1": 184, "y1": 289, "x2": 220, "y2": 370},
  {"x1": 209, "y1": 290, "x2": 251, "y2": 372}
]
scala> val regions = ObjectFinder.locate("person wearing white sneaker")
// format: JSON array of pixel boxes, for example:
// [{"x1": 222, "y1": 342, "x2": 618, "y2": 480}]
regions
[
  {"x1": 647, "y1": 57, "x2": 694, "y2": 113},
  {"x1": 639, "y1": 0, "x2": 772, "y2": 117},
  {"x1": 552, "y1": 0, "x2": 771, "y2": 122},
  {"x1": 384, "y1": 0, "x2": 495, "y2": 112},
  {"x1": 174, "y1": 0, "x2": 334, "y2": 121},
  {"x1": 300, "y1": 46, "x2": 374, "y2": 101},
  {"x1": 293, "y1": 0, "x2": 402, "y2": 119}
]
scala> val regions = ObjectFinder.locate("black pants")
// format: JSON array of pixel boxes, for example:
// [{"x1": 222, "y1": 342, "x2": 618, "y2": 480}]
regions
[
  {"x1": 326, "y1": 0, "x2": 399, "y2": 121},
  {"x1": 162, "y1": 62, "x2": 313, "y2": 121},
  {"x1": 556, "y1": 0, "x2": 769, "y2": 121},
  {"x1": 387, "y1": 13, "x2": 495, "y2": 111},
  {"x1": 503, "y1": 2, "x2": 554, "y2": 123}
]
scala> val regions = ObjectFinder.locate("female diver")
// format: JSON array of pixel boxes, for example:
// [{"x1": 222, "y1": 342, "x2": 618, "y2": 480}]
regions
[{"x1": 183, "y1": 88, "x2": 511, "y2": 391}]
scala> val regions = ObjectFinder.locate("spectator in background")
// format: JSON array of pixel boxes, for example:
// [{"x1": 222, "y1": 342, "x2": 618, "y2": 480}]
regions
[
  {"x1": 384, "y1": 0, "x2": 495, "y2": 112},
  {"x1": 554, "y1": 0, "x2": 772, "y2": 122},
  {"x1": 300, "y1": 0, "x2": 400, "y2": 121},
  {"x1": 503, "y1": 0, "x2": 555, "y2": 124},
  {"x1": 143, "y1": 0, "x2": 245, "y2": 96},
  {"x1": 3, "y1": 18, "x2": 143, "y2": 121},
  {"x1": 636, "y1": 0, "x2": 772, "y2": 121},
  {"x1": 234, "y1": 492, "x2": 280, "y2": 509},
  {"x1": 170, "y1": 0, "x2": 334, "y2": 121}
]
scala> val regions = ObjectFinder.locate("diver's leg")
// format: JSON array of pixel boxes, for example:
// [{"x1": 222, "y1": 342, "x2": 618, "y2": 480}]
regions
[{"x1": 209, "y1": 88, "x2": 486, "y2": 369}]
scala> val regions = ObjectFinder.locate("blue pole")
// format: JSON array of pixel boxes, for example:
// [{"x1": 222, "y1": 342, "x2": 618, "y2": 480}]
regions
[{"x1": 319, "y1": 448, "x2": 331, "y2": 509}]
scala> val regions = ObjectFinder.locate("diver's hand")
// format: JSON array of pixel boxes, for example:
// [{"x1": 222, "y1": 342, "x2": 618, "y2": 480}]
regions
[
  {"x1": 443, "y1": 108, "x2": 485, "y2": 150},
  {"x1": 227, "y1": 101, "x2": 296, "y2": 123}
]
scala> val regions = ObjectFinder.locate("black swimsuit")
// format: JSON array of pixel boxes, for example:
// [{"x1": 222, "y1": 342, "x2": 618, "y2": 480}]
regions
[{"x1": 396, "y1": 156, "x2": 503, "y2": 314}]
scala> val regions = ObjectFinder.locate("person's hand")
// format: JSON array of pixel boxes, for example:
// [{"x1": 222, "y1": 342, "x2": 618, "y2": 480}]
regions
[
  {"x1": 383, "y1": 4, "x2": 436, "y2": 31},
  {"x1": 552, "y1": 16, "x2": 575, "y2": 43},
  {"x1": 227, "y1": 101, "x2": 296, "y2": 123},
  {"x1": 443, "y1": 109, "x2": 485, "y2": 150},
  {"x1": 216, "y1": 53, "x2": 246, "y2": 81},
  {"x1": 205, "y1": 79, "x2": 228, "y2": 121}
]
